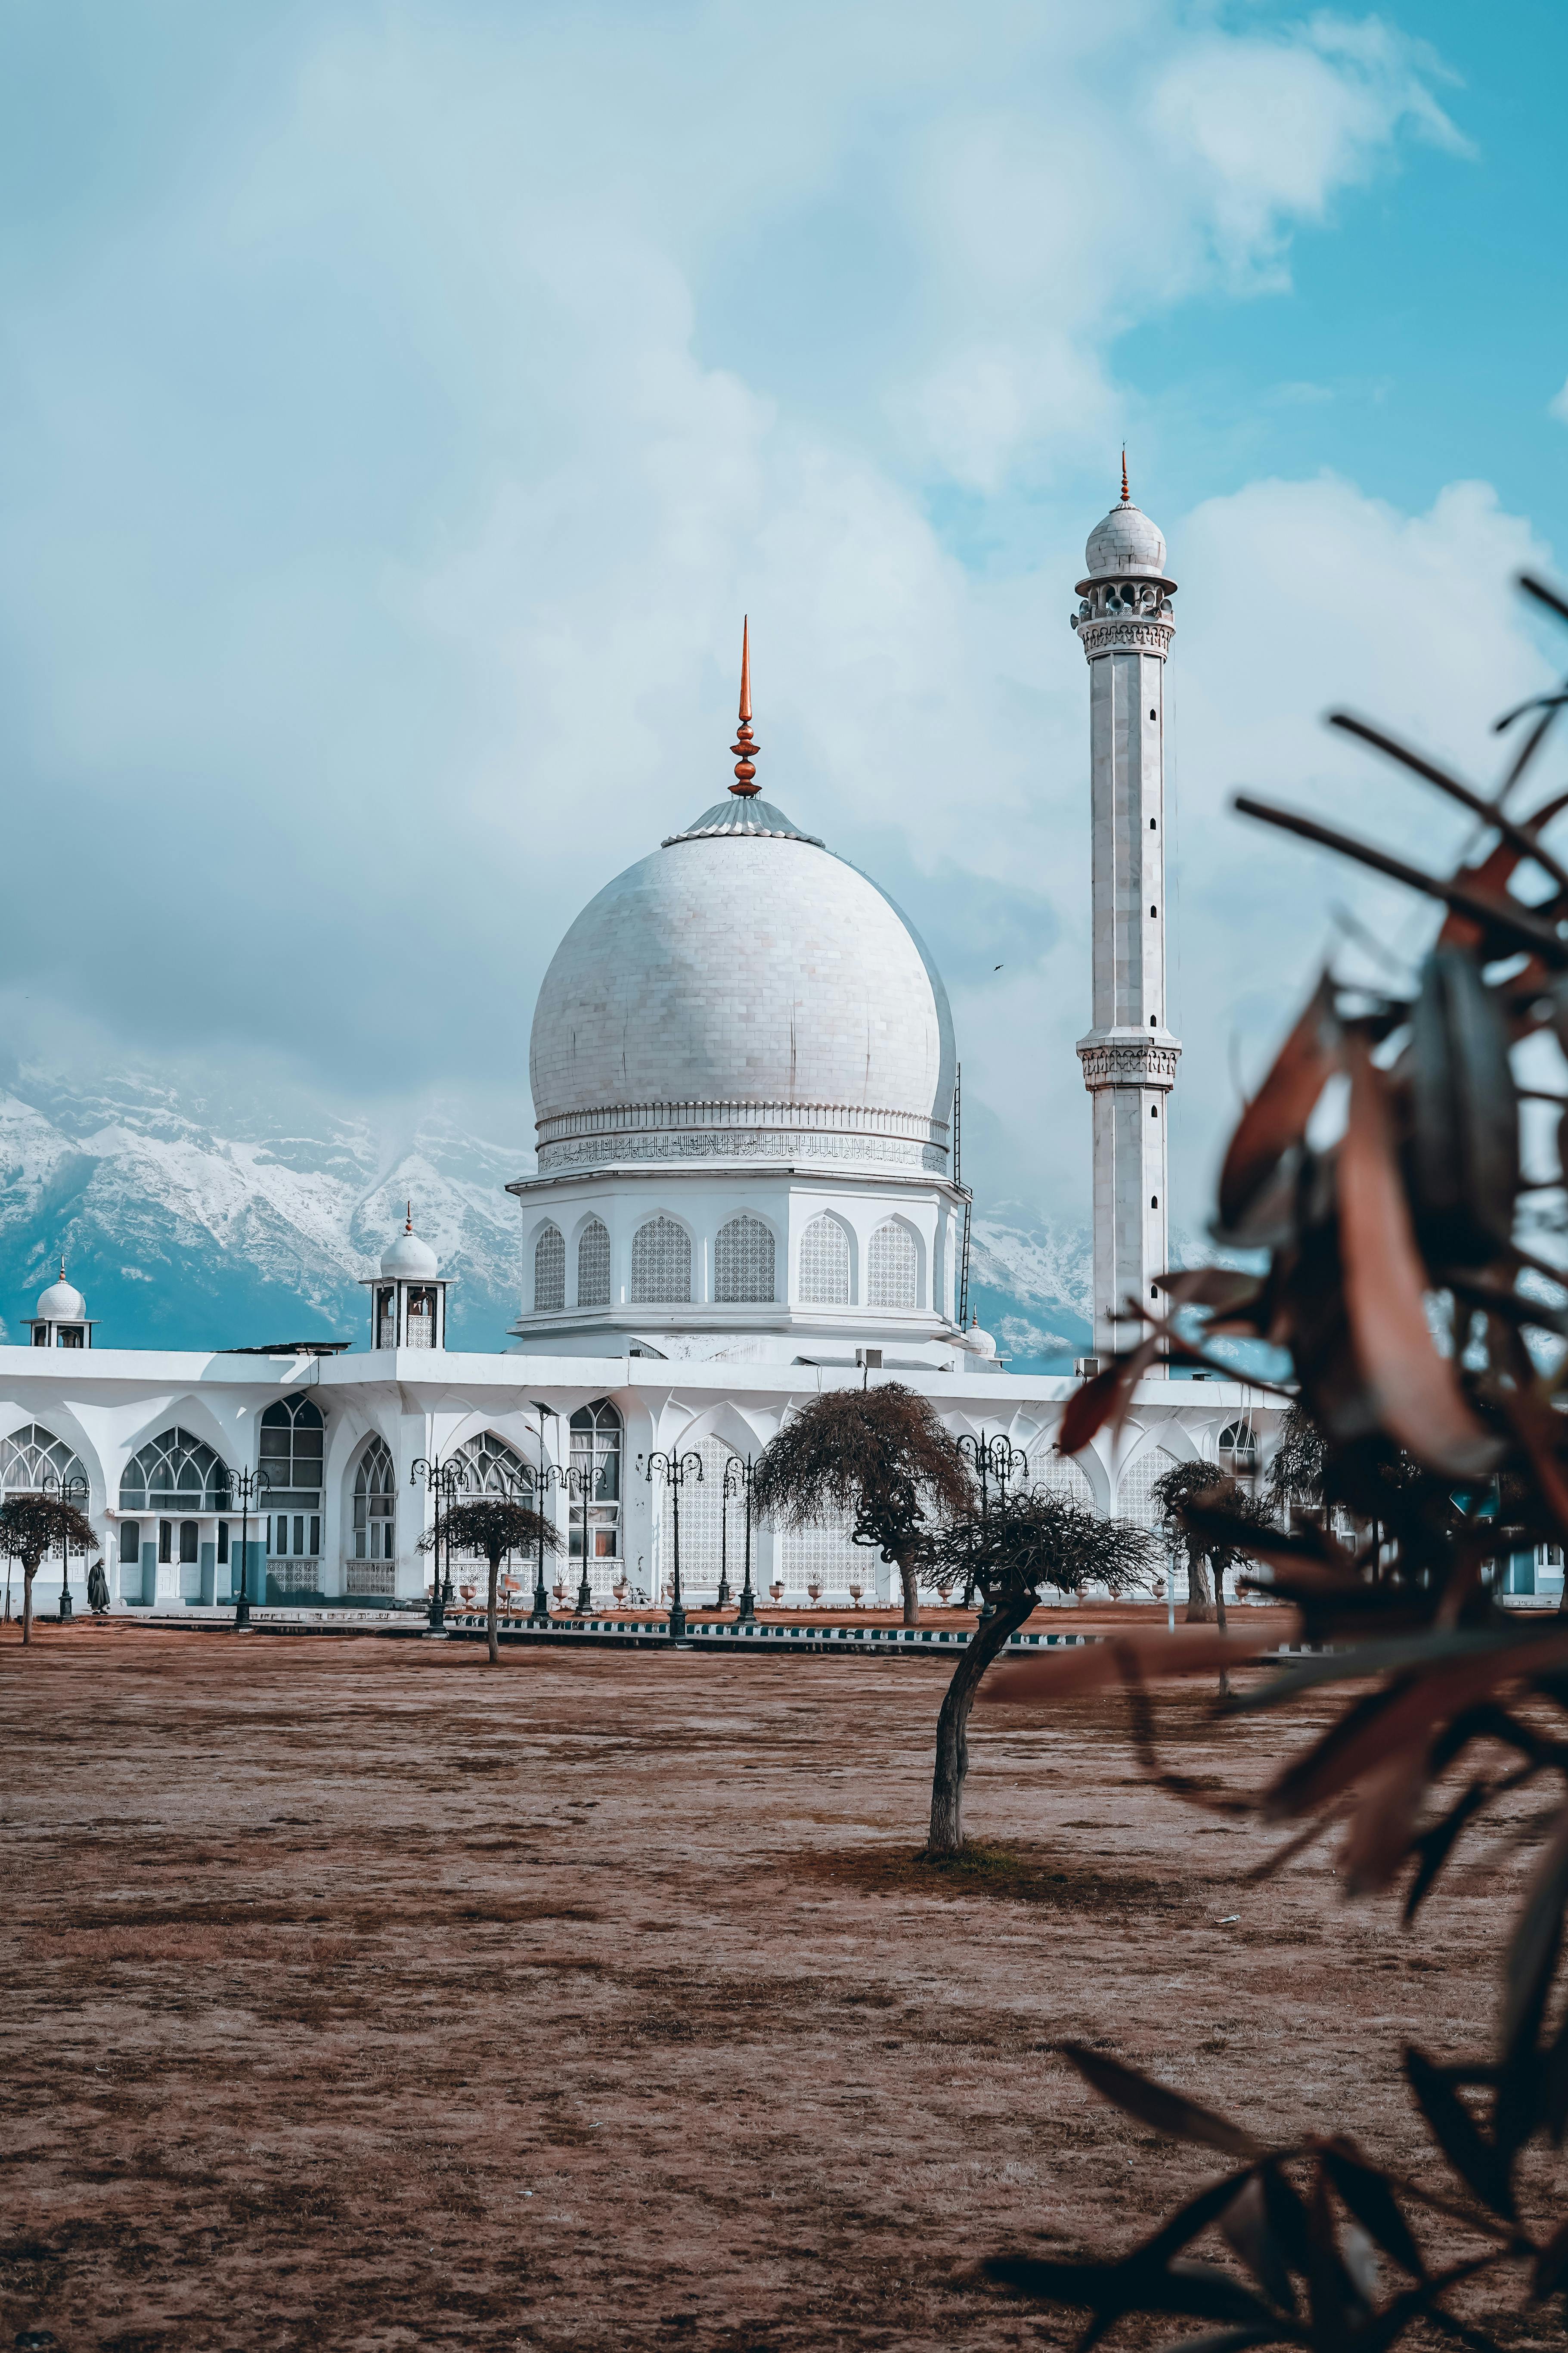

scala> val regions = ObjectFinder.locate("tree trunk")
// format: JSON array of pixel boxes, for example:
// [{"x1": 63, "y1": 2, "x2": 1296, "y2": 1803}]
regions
[
  {"x1": 927, "y1": 1585, "x2": 1036, "y2": 1853},
  {"x1": 1184, "y1": 1540, "x2": 1213, "y2": 1623},
  {"x1": 897, "y1": 1554, "x2": 920, "y2": 1627},
  {"x1": 22, "y1": 1559, "x2": 36, "y2": 1646},
  {"x1": 1213, "y1": 1561, "x2": 1230, "y2": 1698},
  {"x1": 487, "y1": 1552, "x2": 500, "y2": 1666}
]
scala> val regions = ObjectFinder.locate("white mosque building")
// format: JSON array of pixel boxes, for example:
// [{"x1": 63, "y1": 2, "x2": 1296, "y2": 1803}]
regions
[{"x1": 1, "y1": 486, "x2": 1310, "y2": 1622}]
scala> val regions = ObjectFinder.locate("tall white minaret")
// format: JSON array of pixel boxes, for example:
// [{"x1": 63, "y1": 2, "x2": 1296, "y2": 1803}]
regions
[{"x1": 1071, "y1": 457, "x2": 1181, "y2": 1368}]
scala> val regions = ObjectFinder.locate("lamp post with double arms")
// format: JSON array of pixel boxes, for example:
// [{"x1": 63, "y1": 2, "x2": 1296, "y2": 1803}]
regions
[
  {"x1": 722, "y1": 1454, "x2": 758, "y2": 1625},
  {"x1": 955, "y1": 1433, "x2": 1029, "y2": 1618},
  {"x1": 527, "y1": 1403, "x2": 557, "y2": 1623},
  {"x1": 43, "y1": 1471, "x2": 89, "y2": 1621},
  {"x1": 642, "y1": 1448, "x2": 702, "y2": 1642},
  {"x1": 410, "y1": 1456, "x2": 465, "y2": 1630},
  {"x1": 229, "y1": 1465, "x2": 271, "y2": 1628},
  {"x1": 558, "y1": 1458, "x2": 595, "y2": 1614}
]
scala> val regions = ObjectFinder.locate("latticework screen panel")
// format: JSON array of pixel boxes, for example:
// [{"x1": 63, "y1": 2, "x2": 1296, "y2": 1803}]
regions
[
  {"x1": 535, "y1": 1225, "x2": 565, "y2": 1312},
  {"x1": 798, "y1": 1215, "x2": 850, "y2": 1305},
  {"x1": 631, "y1": 1216, "x2": 691, "y2": 1304},
  {"x1": 1116, "y1": 1447, "x2": 1180, "y2": 1527},
  {"x1": 1032, "y1": 1451, "x2": 1095, "y2": 1508},
  {"x1": 781, "y1": 1513, "x2": 878, "y2": 1600},
  {"x1": 867, "y1": 1220, "x2": 917, "y2": 1310},
  {"x1": 577, "y1": 1219, "x2": 611, "y2": 1308},
  {"x1": 715, "y1": 1215, "x2": 775, "y2": 1304},
  {"x1": 657, "y1": 1435, "x2": 745, "y2": 1596}
]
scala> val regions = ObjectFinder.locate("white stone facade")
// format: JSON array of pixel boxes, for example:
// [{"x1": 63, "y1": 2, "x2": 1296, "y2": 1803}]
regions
[{"x1": 0, "y1": 1344, "x2": 1284, "y2": 1617}]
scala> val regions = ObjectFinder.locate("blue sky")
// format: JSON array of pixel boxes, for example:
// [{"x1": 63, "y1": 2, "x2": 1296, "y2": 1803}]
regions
[{"x1": 0, "y1": 0, "x2": 1562, "y2": 1234}]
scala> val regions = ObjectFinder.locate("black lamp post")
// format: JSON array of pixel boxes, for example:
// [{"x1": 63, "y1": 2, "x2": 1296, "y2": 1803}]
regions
[
  {"x1": 956, "y1": 1433, "x2": 1029, "y2": 1617},
  {"x1": 411, "y1": 1456, "x2": 465, "y2": 1630},
  {"x1": 528, "y1": 1403, "x2": 556, "y2": 1623},
  {"x1": 45, "y1": 1471, "x2": 89, "y2": 1621},
  {"x1": 723, "y1": 1455, "x2": 758, "y2": 1625},
  {"x1": 558, "y1": 1458, "x2": 595, "y2": 1614},
  {"x1": 230, "y1": 1465, "x2": 271, "y2": 1628},
  {"x1": 642, "y1": 1448, "x2": 702, "y2": 1642}
]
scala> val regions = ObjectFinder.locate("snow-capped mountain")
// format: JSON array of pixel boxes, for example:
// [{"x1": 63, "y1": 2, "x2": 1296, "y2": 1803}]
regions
[
  {"x1": 0, "y1": 1074, "x2": 1103, "y2": 1367},
  {"x1": 0, "y1": 1074, "x2": 528, "y2": 1350}
]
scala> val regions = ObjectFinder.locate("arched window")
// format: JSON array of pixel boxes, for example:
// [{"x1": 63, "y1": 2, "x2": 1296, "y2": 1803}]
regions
[
  {"x1": 716, "y1": 1214, "x2": 775, "y2": 1304},
  {"x1": 120, "y1": 1427, "x2": 231, "y2": 1511},
  {"x1": 867, "y1": 1220, "x2": 917, "y2": 1311},
  {"x1": 799, "y1": 1214, "x2": 851, "y2": 1305},
  {"x1": 352, "y1": 1436, "x2": 397, "y2": 1561},
  {"x1": 259, "y1": 1395, "x2": 325, "y2": 1496},
  {"x1": 570, "y1": 1400, "x2": 622, "y2": 1572},
  {"x1": 0, "y1": 1423, "x2": 87, "y2": 1497},
  {"x1": 453, "y1": 1431, "x2": 531, "y2": 1497},
  {"x1": 577, "y1": 1218, "x2": 611, "y2": 1308},
  {"x1": 1218, "y1": 1420, "x2": 1259, "y2": 1479},
  {"x1": 534, "y1": 1224, "x2": 565, "y2": 1313},
  {"x1": 631, "y1": 1216, "x2": 691, "y2": 1304}
]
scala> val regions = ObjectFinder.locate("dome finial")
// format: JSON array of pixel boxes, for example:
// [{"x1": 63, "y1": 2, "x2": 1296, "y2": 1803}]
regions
[
  {"x1": 729, "y1": 617, "x2": 760, "y2": 796},
  {"x1": 1120, "y1": 447, "x2": 1131, "y2": 506},
  {"x1": 405, "y1": 1199, "x2": 413, "y2": 1235}
]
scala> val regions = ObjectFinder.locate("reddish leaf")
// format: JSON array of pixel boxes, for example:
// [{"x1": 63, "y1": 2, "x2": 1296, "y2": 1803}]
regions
[
  {"x1": 1404, "y1": 2045, "x2": 1515, "y2": 2220},
  {"x1": 1338, "y1": 1741, "x2": 1431, "y2": 1897},
  {"x1": 980, "y1": 1630, "x2": 1264, "y2": 1708},
  {"x1": 1057, "y1": 1335, "x2": 1162, "y2": 1457},
  {"x1": 1153, "y1": 1268, "x2": 1265, "y2": 1315},
  {"x1": 1217, "y1": 975, "x2": 1339, "y2": 1239},
  {"x1": 1531, "y1": 2212, "x2": 1568, "y2": 2300},
  {"x1": 1338, "y1": 1036, "x2": 1503, "y2": 1478},
  {"x1": 1057, "y1": 2043, "x2": 1263, "y2": 2159}
]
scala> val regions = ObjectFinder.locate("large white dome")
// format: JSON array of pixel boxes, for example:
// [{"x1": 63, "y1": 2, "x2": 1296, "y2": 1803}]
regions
[{"x1": 530, "y1": 796, "x2": 955, "y2": 1176}]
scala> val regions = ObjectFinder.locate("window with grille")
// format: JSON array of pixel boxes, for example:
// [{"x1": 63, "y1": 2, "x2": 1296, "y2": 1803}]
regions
[
  {"x1": 715, "y1": 1214, "x2": 775, "y2": 1304},
  {"x1": 258, "y1": 1395, "x2": 325, "y2": 1503},
  {"x1": 534, "y1": 1224, "x2": 565, "y2": 1313},
  {"x1": 1, "y1": 1422, "x2": 88, "y2": 1498},
  {"x1": 867, "y1": 1220, "x2": 917, "y2": 1310},
  {"x1": 1218, "y1": 1419, "x2": 1258, "y2": 1477},
  {"x1": 452, "y1": 1431, "x2": 531, "y2": 1498},
  {"x1": 1116, "y1": 1447, "x2": 1180, "y2": 1528},
  {"x1": 577, "y1": 1218, "x2": 611, "y2": 1307},
  {"x1": 353, "y1": 1435, "x2": 397, "y2": 1561},
  {"x1": 570, "y1": 1399, "x2": 622, "y2": 1574},
  {"x1": 631, "y1": 1216, "x2": 691, "y2": 1304},
  {"x1": 798, "y1": 1214, "x2": 851, "y2": 1305},
  {"x1": 119, "y1": 1425, "x2": 230, "y2": 1511}
]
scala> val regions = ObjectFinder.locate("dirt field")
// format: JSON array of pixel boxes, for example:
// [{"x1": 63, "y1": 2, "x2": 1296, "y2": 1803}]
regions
[{"x1": 0, "y1": 1614, "x2": 1544, "y2": 2350}]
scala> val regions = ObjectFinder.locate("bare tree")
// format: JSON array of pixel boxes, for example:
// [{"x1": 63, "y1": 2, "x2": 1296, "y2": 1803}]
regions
[
  {"x1": 1151, "y1": 1460, "x2": 1270, "y2": 1627},
  {"x1": 422, "y1": 1499, "x2": 559, "y2": 1664},
  {"x1": 749, "y1": 1382, "x2": 970, "y2": 1626},
  {"x1": 922, "y1": 1488, "x2": 1151, "y2": 1852},
  {"x1": 0, "y1": 1494, "x2": 98, "y2": 1647}
]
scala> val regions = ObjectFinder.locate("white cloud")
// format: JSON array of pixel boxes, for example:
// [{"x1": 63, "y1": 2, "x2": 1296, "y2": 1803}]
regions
[{"x1": 0, "y1": 0, "x2": 1525, "y2": 1258}]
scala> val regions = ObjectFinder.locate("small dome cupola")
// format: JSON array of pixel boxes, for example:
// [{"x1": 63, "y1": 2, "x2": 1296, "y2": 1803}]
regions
[
  {"x1": 360, "y1": 1206, "x2": 451, "y2": 1352},
  {"x1": 27, "y1": 1256, "x2": 95, "y2": 1349},
  {"x1": 1075, "y1": 451, "x2": 1175, "y2": 592}
]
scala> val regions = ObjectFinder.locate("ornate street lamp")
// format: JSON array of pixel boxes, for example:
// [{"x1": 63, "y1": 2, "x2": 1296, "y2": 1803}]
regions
[
  {"x1": 43, "y1": 1471, "x2": 89, "y2": 1621},
  {"x1": 229, "y1": 1465, "x2": 271, "y2": 1628},
  {"x1": 411, "y1": 1456, "x2": 465, "y2": 1630},
  {"x1": 955, "y1": 1433, "x2": 1029, "y2": 1617},
  {"x1": 559, "y1": 1458, "x2": 595, "y2": 1614},
  {"x1": 527, "y1": 1403, "x2": 556, "y2": 1623},
  {"x1": 722, "y1": 1454, "x2": 758, "y2": 1626},
  {"x1": 641, "y1": 1448, "x2": 703, "y2": 1641}
]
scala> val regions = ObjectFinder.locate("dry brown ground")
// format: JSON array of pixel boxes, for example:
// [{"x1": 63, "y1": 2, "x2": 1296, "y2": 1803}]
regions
[{"x1": 0, "y1": 1614, "x2": 1555, "y2": 2351}]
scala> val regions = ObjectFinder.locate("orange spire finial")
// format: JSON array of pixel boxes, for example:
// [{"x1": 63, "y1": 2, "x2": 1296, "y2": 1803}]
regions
[
  {"x1": 405, "y1": 1200, "x2": 413, "y2": 1235},
  {"x1": 1120, "y1": 447, "x2": 1130, "y2": 505},
  {"x1": 729, "y1": 616, "x2": 759, "y2": 795}
]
